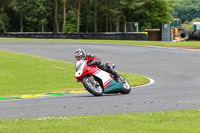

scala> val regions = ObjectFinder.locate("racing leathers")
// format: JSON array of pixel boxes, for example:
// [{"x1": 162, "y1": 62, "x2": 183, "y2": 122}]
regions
[{"x1": 86, "y1": 54, "x2": 120, "y2": 81}]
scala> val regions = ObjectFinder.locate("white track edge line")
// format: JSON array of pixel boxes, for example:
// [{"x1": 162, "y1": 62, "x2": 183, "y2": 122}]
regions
[{"x1": 132, "y1": 77, "x2": 155, "y2": 89}]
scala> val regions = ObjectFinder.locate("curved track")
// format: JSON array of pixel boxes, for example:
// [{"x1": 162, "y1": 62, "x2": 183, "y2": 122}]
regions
[{"x1": 0, "y1": 41, "x2": 200, "y2": 119}]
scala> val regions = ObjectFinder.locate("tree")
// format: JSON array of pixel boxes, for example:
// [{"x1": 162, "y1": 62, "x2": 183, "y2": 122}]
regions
[
  {"x1": 105, "y1": 0, "x2": 109, "y2": 32},
  {"x1": 144, "y1": 0, "x2": 173, "y2": 23},
  {"x1": 62, "y1": 0, "x2": 67, "y2": 32},
  {"x1": 10, "y1": 0, "x2": 25, "y2": 32},
  {"x1": 2, "y1": 0, "x2": 174, "y2": 32},
  {"x1": 170, "y1": 0, "x2": 200, "y2": 23},
  {"x1": 0, "y1": 0, "x2": 8, "y2": 32},
  {"x1": 127, "y1": 0, "x2": 173, "y2": 31},
  {"x1": 24, "y1": 0, "x2": 51, "y2": 32},
  {"x1": 83, "y1": 0, "x2": 88, "y2": 32},
  {"x1": 53, "y1": 0, "x2": 59, "y2": 32},
  {"x1": 94, "y1": 0, "x2": 97, "y2": 32},
  {"x1": 77, "y1": 0, "x2": 80, "y2": 33},
  {"x1": 105, "y1": 0, "x2": 146, "y2": 32}
]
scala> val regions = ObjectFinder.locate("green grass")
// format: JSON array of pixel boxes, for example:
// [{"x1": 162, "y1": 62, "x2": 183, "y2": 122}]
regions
[
  {"x1": 0, "y1": 110, "x2": 200, "y2": 133},
  {"x1": 0, "y1": 39, "x2": 199, "y2": 132},
  {"x1": 0, "y1": 50, "x2": 149, "y2": 97},
  {"x1": 1, "y1": 38, "x2": 200, "y2": 49}
]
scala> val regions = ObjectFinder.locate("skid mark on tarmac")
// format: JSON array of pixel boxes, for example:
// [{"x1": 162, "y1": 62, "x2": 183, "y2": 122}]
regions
[{"x1": 0, "y1": 91, "x2": 88, "y2": 101}]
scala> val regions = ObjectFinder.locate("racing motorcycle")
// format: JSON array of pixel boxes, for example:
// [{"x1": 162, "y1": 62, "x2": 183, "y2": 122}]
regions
[{"x1": 75, "y1": 60, "x2": 131, "y2": 96}]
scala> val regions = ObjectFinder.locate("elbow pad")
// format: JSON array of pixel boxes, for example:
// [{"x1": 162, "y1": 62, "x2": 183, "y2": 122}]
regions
[
  {"x1": 95, "y1": 60, "x2": 101, "y2": 66},
  {"x1": 87, "y1": 60, "x2": 101, "y2": 66}
]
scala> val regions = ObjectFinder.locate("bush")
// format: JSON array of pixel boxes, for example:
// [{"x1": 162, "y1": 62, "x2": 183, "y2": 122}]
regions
[
  {"x1": 182, "y1": 18, "x2": 200, "y2": 30},
  {"x1": 64, "y1": 23, "x2": 76, "y2": 33}
]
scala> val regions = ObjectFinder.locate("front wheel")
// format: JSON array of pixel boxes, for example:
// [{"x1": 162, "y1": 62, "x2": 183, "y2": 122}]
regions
[
  {"x1": 82, "y1": 75, "x2": 103, "y2": 96},
  {"x1": 119, "y1": 76, "x2": 131, "y2": 94}
]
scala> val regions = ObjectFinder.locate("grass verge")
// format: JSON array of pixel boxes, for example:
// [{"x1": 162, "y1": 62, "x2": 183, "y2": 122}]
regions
[
  {"x1": 0, "y1": 50, "x2": 149, "y2": 97},
  {"x1": 1, "y1": 38, "x2": 200, "y2": 49},
  {"x1": 0, "y1": 110, "x2": 200, "y2": 133}
]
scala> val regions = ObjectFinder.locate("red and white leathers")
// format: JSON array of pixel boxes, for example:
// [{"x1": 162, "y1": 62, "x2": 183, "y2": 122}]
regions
[
  {"x1": 86, "y1": 53, "x2": 100, "y2": 63},
  {"x1": 74, "y1": 48, "x2": 120, "y2": 81},
  {"x1": 85, "y1": 53, "x2": 120, "y2": 81}
]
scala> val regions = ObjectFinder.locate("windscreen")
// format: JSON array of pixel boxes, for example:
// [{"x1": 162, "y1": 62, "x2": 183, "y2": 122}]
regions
[{"x1": 75, "y1": 60, "x2": 84, "y2": 71}]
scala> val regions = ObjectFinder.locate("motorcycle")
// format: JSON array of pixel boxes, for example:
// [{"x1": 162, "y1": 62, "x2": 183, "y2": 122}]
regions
[{"x1": 75, "y1": 60, "x2": 131, "y2": 96}]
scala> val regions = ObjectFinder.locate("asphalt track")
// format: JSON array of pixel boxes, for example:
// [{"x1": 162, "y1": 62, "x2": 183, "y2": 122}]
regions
[{"x1": 0, "y1": 40, "x2": 200, "y2": 119}]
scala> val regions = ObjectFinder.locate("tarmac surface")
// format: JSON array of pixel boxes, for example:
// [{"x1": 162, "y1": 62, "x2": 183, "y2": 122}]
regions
[{"x1": 0, "y1": 40, "x2": 200, "y2": 119}]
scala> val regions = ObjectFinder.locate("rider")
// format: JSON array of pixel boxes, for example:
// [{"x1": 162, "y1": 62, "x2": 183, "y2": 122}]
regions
[{"x1": 74, "y1": 48, "x2": 120, "y2": 81}]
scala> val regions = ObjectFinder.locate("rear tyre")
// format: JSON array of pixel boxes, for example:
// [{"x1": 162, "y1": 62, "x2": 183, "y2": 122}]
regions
[
  {"x1": 119, "y1": 76, "x2": 131, "y2": 94},
  {"x1": 82, "y1": 75, "x2": 103, "y2": 96}
]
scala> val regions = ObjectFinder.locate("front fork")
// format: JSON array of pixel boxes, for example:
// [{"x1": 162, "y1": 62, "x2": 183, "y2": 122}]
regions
[{"x1": 87, "y1": 75, "x2": 95, "y2": 85}]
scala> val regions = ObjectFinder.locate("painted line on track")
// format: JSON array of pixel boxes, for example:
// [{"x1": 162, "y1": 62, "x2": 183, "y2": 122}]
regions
[
  {"x1": 0, "y1": 91, "x2": 88, "y2": 101},
  {"x1": 0, "y1": 77, "x2": 155, "y2": 101},
  {"x1": 132, "y1": 77, "x2": 155, "y2": 89}
]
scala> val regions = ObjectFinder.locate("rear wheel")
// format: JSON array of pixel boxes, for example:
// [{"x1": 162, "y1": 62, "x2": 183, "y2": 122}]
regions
[
  {"x1": 82, "y1": 75, "x2": 103, "y2": 96},
  {"x1": 119, "y1": 76, "x2": 131, "y2": 94}
]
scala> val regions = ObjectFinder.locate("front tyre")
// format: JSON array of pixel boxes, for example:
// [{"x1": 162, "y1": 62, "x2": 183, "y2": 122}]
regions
[
  {"x1": 119, "y1": 76, "x2": 131, "y2": 94},
  {"x1": 82, "y1": 75, "x2": 103, "y2": 96}
]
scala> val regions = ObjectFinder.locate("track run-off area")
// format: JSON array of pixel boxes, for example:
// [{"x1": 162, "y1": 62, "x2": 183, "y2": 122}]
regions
[{"x1": 0, "y1": 40, "x2": 200, "y2": 119}]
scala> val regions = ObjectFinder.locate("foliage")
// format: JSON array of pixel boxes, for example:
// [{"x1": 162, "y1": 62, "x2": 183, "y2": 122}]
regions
[
  {"x1": 0, "y1": 15, "x2": 3, "y2": 31},
  {"x1": 171, "y1": 0, "x2": 200, "y2": 23},
  {"x1": 136, "y1": 0, "x2": 174, "y2": 31},
  {"x1": 182, "y1": 18, "x2": 200, "y2": 30},
  {"x1": 24, "y1": 0, "x2": 52, "y2": 32},
  {"x1": 64, "y1": 10, "x2": 77, "y2": 33},
  {"x1": 0, "y1": 0, "x2": 10, "y2": 32},
  {"x1": 1, "y1": 0, "x2": 173, "y2": 32},
  {"x1": 64, "y1": 23, "x2": 76, "y2": 33}
]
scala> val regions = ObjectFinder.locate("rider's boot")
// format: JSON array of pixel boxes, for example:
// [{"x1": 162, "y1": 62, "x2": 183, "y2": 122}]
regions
[{"x1": 110, "y1": 69, "x2": 120, "y2": 82}]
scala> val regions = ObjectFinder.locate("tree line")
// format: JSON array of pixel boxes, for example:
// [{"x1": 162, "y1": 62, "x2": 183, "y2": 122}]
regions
[
  {"x1": 0, "y1": 0, "x2": 173, "y2": 33},
  {"x1": 171, "y1": 0, "x2": 200, "y2": 23},
  {"x1": 170, "y1": 0, "x2": 200, "y2": 30}
]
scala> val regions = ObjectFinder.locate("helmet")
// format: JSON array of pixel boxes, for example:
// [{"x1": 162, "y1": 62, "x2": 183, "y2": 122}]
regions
[{"x1": 74, "y1": 49, "x2": 86, "y2": 61}]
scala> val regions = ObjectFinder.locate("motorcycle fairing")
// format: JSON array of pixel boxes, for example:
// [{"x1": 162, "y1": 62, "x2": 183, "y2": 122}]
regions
[
  {"x1": 94, "y1": 70, "x2": 112, "y2": 88},
  {"x1": 94, "y1": 70, "x2": 123, "y2": 93},
  {"x1": 104, "y1": 80, "x2": 123, "y2": 93},
  {"x1": 75, "y1": 60, "x2": 86, "y2": 78},
  {"x1": 75, "y1": 60, "x2": 101, "y2": 79},
  {"x1": 75, "y1": 60, "x2": 123, "y2": 93}
]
